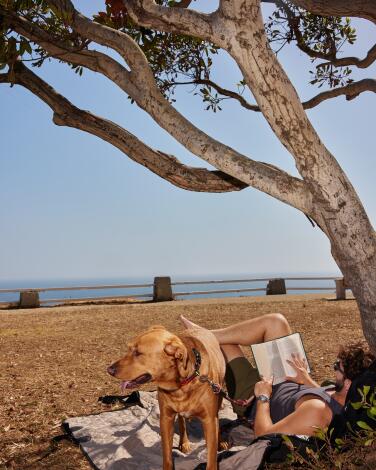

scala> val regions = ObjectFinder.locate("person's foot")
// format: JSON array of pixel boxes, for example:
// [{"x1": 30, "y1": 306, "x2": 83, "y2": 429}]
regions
[{"x1": 179, "y1": 315, "x2": 202, "y2": 330}]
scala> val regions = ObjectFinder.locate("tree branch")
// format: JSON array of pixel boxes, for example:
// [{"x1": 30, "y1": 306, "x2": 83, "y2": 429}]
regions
[
  {"x1": 2, "y1": 3, "x2": 314, "y2": 214},
  {"x1": 303, "y1": 78, "x2": 376, "y2": 108},
  {"x1": 171, "y1": 78, "x2": 260, "y2": 111},
  {"x1": 124, "y1": 0, "x2": 216, "y2": 41},
  {"x1": 317, "y1": 43, "x2": 376, "y2": 70},
  {"x1": 171, "y1": 0, "x2": 194, "y2": 8},
  {"x1": 287, "y1": 0, "x2": 376, "y2": 24},
  {"x1": 282, "y1": 2, "x2": 337, "y2": 61},
  {"x1": 0, "y1": 62, "x2": 246, "y2": 193},
  {"x1": 0, "y1": 7, "x2": 139, "y2": 95},
  {"x1": 174, "y1": 76, "x2": 375, "y2": 111}
]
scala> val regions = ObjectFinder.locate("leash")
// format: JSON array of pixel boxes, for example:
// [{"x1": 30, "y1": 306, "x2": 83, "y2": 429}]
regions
[
  {"x1": 199, "y1": 374, "x2": 254, "y2": 408},
  {"x1": 180, "y1": 348, "x2": 254, "y2": 408}
]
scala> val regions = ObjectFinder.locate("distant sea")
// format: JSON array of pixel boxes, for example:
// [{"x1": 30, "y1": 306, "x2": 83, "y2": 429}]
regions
[{"x1": 0, "y1": 273, "x2": 340, "y2": 306}]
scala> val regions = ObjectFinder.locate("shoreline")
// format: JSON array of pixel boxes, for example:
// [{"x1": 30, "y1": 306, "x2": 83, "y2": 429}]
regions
[{"x1": 0, "y1": 291, "x2": 355, "y2": 312}]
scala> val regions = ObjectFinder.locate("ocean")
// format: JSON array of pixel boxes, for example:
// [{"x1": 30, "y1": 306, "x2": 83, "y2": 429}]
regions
[{"x1": 0, "y1": 273, "x2": 340, "y2": 306}]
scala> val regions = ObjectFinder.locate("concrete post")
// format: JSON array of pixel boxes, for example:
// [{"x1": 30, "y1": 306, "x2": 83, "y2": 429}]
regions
[
  {"x1": 19, "y1": 290, "x2": 40, "y2": 308},
  {"x1": 335, "y1": 278, "x2": 346, "y2": 300},
  {"x1": 153, "y1": 277, "x2": 173, "y2": 302},
  {"x1": 266, "y1": 278, "x2": 286, "y2": 295}
]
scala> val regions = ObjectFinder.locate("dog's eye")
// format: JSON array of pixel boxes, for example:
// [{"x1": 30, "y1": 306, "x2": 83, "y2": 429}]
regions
[{"x1": 133, "y1": 350, "x2": 142, "y2": 357}]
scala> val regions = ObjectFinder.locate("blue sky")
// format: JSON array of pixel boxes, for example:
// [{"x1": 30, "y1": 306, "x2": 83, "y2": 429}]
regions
[{"x1": 0, "y1": 1, "x2": 375, "y2": 283}]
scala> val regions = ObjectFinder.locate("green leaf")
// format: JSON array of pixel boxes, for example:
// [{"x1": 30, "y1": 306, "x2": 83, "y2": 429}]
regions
[
  {"x1": 335, "y1": 438, "x2": 344, "y2": 446},
  {"x1": 351, "y1": 401, "x2": 363, "y2": 410},
  {"x1": 357, "y1": 421, "x2": 373, "y2": 431}
]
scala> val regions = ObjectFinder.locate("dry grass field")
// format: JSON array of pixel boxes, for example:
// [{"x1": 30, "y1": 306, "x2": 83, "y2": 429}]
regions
[{"x1": 0, "y1": 294, "x2": 364, "y2": 469}]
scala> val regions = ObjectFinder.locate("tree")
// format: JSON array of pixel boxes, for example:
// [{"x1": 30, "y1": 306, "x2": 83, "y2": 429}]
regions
[{"x1": 1, "y1": 0, "x2": 375, "y2": 349}]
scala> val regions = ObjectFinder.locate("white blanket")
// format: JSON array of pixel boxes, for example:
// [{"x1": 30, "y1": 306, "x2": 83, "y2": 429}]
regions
[{"x1": 64, "y1": 391, "x2": 256, "y2": 470}]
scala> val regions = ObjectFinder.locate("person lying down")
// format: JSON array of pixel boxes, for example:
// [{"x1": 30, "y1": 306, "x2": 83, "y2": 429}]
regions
[{"x1": 180, "y1": 313, "x2": 374, "y2": 438}]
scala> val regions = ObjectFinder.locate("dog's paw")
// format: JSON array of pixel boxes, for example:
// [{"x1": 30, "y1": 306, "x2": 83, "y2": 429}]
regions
[
  {"x1": 218, "y1": 440, "x2": 231, "y2": 451},
  {"x1": 179, "y1": 441, "x2": 191, "y2": 454}
]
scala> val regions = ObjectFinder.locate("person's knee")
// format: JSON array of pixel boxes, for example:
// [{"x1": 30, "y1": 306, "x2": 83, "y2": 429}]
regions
[{"x1": 264, "y1": 313, "x2": 291, "y2": 336}]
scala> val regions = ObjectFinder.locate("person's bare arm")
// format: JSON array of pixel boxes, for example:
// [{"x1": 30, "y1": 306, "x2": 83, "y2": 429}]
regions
[{"x1": 254, "y1": 398, "x2": 332, "y2": 437}]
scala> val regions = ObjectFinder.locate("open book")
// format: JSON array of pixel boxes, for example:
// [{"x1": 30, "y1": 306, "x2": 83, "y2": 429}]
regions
[{"x1": 251, "y1": 333, "x2": 310, "y2": 385}]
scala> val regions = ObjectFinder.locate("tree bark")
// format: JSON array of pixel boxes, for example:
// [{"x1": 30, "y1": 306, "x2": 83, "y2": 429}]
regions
[{"x1": 288, "y1": 0, "x2": 376, "y2": 24}]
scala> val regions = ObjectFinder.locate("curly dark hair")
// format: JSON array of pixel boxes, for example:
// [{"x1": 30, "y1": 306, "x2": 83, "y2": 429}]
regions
[{"x1": 337, "y1": 341, "x2": 375, "y2": 380}]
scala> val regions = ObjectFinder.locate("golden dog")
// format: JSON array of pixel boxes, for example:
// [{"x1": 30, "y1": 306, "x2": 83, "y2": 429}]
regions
[{"x1": 107, "y1": 325, "x2": 226, "y2": 470}]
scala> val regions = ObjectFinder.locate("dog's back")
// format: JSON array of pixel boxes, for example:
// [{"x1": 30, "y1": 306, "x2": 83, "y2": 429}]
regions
[{"x1": 180, "y1": 328, "x2": 225, "y2": 385}]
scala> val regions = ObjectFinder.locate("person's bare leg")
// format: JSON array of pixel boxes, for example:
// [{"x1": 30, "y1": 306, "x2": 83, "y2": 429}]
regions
[
  {"x1": 180, "y1": 313, "x2": 291, "y2": 346},
  {"x1": 220, "y1": 344, "x2": 244, "y2": 362}
]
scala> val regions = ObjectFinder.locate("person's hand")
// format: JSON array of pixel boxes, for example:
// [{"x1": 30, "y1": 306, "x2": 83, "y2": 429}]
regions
[
  {"x1": 254, "y1": 375, "x2": 273, "y2": 398},
  {"x1": 285, "y1": 353, "x2": 310, "y2": 385}
]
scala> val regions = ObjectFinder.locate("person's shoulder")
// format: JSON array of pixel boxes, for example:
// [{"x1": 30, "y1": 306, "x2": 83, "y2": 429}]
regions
[{"x1": 299, "y1": 397, "x2": 333, "y2": 420}]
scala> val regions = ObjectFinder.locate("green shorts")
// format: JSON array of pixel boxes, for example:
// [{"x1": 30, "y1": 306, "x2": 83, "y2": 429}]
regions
[{"x1": 225, "y1": 356, "x2": 260, "y2": 417}]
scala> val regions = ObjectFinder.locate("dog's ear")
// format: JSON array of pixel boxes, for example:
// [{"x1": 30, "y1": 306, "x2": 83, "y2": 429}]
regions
[{"x1": 164, "y1": 341, "x2": 188, "y2": 367}]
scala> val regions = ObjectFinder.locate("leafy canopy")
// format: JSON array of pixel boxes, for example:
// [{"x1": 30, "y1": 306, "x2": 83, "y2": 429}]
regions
[{"x1": 0, "y1": 0, "x2": 358, "y2": 109}]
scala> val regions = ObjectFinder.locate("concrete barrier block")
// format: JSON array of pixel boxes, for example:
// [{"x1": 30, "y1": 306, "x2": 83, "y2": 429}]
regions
[
  {"x1": 335, "y1": 278, "x2": 346, "y2": 300},
  {"x1": 153, "y1": 277, "x2": 173, "y2": 302},
  {"x1": 266, "y1": 278, "x2": 286, "y2": 295},
  {"x1": 19, "y1": 290, "x2": 40, "y2": 308}
]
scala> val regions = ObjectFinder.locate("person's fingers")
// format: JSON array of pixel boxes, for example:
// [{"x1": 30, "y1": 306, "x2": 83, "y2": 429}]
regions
[{"x1": 286, "y1": 359, "x2": 298, "y2": 370}]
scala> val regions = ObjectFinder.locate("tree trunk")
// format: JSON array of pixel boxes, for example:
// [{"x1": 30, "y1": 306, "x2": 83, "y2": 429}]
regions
[
  {"x1": 215, "y1": 1, "x2": 376, "y2": 352},
  {"x1": 330, "y1": 235, "x2": 376, "y2": 353}
]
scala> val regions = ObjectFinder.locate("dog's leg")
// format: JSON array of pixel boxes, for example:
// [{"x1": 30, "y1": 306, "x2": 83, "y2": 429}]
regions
[
  {"x1": 202, "y1": 415, "x2": 219, "y2": 470},
  {"x1": 160, "y1": 407, "x2": 176, "y2": 470},
  {"x1": 217, "y1": 396, "x2": 230, "y2": 451},
  {"x1": 177, "y1": 415, "x2": 191, "y2": 454}
]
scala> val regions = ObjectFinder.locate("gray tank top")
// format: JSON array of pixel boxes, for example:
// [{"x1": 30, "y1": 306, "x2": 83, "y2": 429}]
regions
[{"x1": 249, "y1": 382, "x2": 343, "y2": 423}]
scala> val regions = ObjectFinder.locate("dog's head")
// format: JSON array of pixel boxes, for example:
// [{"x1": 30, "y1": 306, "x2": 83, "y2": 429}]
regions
[{"x1": 107, "y1": 325, "x2": 190, "y2": 391}]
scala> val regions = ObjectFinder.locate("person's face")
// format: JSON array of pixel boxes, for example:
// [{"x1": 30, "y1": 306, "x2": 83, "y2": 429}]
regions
[{"x1": 333, "y1": 359, "x2": 346, "y2": 392}]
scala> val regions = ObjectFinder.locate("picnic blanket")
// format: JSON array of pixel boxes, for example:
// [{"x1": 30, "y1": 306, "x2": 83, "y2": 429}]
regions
[{"x1": 64, "y1": 391, "x2": 259, "y2": 470}]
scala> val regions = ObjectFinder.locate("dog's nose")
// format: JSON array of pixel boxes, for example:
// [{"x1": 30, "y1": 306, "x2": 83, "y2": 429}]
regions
[{"x1": 107, "y1": 365, "x2": 117, "y2": 376}]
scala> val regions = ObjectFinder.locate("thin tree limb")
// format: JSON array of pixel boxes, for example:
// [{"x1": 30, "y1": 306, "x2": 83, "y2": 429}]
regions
[
  {"x1": 174, "y1": 76, "x2": 375, "y2": 111},
  {"x1": 282, "y1": 1, "x2": 337, "y2": 61},
  {"x1": 317, "y1": 43, "x2": 376, "y2": 69},
  {"x1": 303, "y1": 78, "x2": 376, "y2": 108},
  {"x1": 171, "y1": 78, "x2": 260, "y2": 111}
]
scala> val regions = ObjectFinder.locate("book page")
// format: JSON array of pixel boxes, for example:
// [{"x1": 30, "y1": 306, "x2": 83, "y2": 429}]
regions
[
  {"x1": 251, "y1": 333, "x2": 310, "y2": 385},
  {"x1": 276, "y1": 333, "x2": 310, "y2": 378},
  {"x1": 251, "y1": 340, "x2": 286, "y2": 385}
]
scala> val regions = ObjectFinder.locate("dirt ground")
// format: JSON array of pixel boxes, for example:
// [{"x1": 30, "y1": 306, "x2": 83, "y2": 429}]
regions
[{"x1": 0, "y1": 294, "x2": 364, "y2": 469}]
